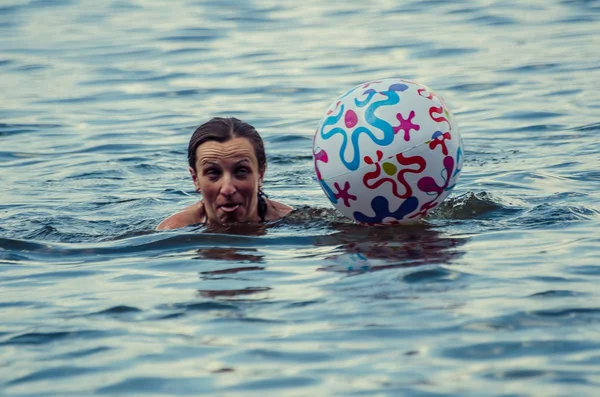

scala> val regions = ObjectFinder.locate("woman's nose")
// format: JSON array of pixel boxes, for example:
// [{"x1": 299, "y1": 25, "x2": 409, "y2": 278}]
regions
[{"x1": 220, "y1": 174, "x2": 237, "y2": 196}]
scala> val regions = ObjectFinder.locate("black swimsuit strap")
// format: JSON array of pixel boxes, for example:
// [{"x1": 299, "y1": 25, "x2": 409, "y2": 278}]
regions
[{"x1": 257, "y1": 191, "x2": 267, "y2": 223}]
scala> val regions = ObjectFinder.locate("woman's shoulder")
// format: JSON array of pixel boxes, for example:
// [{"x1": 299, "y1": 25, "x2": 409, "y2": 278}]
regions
[
  {"x1": 266, "y1": 199, "x2": 293, "y2": 221},
  {"x1": 156, "y1": 201, "x2": 205, "y2": 230}
]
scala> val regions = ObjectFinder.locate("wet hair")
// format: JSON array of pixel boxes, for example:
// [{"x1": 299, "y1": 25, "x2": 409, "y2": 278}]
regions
[{"x1": 187, "y1": 117, "x2": 266, "y2": 174}]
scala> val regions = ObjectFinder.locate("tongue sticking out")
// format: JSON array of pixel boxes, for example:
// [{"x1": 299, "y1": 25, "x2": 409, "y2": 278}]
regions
[{"x1": 220, "y1": 204, "x2": 240, "y2": 213}]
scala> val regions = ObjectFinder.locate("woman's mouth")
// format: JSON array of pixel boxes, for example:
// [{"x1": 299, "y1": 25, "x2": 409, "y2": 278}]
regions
[{"x1": 219, "y1": 204, "x2": 241, "y2": 213}]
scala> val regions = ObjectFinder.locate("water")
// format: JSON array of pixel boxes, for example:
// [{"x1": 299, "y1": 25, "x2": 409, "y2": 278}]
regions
[{"x1": 1, "y1": 0, "x2": 600, "y2": 395}]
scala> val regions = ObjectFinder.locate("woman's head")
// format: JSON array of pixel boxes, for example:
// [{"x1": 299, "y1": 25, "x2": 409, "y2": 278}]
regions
[
  {"x1": 187, "y1": 117, "x2": 267, "y2": 224},
  {"x1": 188, "y1": 117, "x2": 266, "y2": 174}
]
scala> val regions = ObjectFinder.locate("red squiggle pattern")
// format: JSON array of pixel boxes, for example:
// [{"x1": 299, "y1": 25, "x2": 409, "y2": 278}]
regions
[
  {"x1": 326, "y1": 101, "x2": 341, "y2": 116},
  {"x1": 396, "y1": 153, "x2": 427, "y2": 198},
  {"x1": 363, "y1": 150, "x2": 397, "y2": 193},
  {"x1": 363, "y1": 151, "x2": 427, "y2": 199},
  {"x1": 417, "y1": 88, "x2": 434, "y2": 100},
  {"x1": 419, "y1": 88, "x2": 452, "y2": 132},
  {"x1": 429, "y1": 131, "x2": 452, "y2": 155},
  {"x1": 429, "y1": 106, "x2": 450, "y2": 128},
  {"x1": 362, "y1": 80, "x2": 382, "y2": 88}
]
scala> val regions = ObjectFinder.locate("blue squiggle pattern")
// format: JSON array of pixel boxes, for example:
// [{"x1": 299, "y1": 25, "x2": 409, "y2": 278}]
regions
[
  {"x1": 355, "y1": 89, "x2": 377, "y2": 107},
  {"x1": 453, "y1": 146, "x2": 463, "y2": 178},
  {"x1": 354, "y1": 196, "x2": 419, "y2": 223},
  {"x1": 319, "y1": 179, "x2": 338, "y2": 204},
  {"x1": 320, "y1": 84, "x2": 408, "y2": 172},
  {"x1": 444, "y1": 146, "x2": 463, "y2": 192}
]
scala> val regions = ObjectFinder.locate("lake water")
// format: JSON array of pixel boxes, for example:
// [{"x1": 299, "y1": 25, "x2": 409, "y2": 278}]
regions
[{"x1": 1, "y1": 0, "x2": 600, "y2": 395}]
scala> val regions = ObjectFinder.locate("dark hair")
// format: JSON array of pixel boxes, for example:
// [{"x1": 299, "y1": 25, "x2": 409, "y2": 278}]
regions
[{"x1": 188, "y1": 117, "x2": 266, "y2": 173}]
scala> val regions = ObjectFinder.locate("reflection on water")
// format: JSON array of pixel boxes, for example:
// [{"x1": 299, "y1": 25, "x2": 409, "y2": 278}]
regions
[
  {"x1": 198, "y1": 287, "x2": 271, "y2": 300},
  {"x1": 318, "y1": 226, "x2": 466, "y2": 273},
  {"x1": 187, "y1": 220, "x2": 468, "y2": 310},
  {"x1": 190, "y1": 212, "x2": 467, "y2": 276},
  {"x1": 195, "y1": 247, "x2": 265, "y2": 263},
  {"x1": 200, "y1": 222, "x2": 269, "y2": 236}
]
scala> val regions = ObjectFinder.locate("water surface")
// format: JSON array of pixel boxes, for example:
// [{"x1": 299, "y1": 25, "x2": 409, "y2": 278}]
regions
[{"x1": 1, "y1": 0, "x2": 600, "y2": 395}]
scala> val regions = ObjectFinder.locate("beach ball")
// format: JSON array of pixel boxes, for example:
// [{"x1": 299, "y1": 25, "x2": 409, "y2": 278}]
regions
[{"x1": 313, "y1": 78, "x2": 464, "y2": 225}]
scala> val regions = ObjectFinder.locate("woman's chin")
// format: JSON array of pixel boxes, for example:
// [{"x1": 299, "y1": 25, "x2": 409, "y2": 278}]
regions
[{"x1": 217, "y1": 209, "x2": 246, "y2": 223}]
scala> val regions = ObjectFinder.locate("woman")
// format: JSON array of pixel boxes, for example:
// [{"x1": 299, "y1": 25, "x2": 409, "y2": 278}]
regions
[{"x1": 157, "y1": 117, "x2": 292, "y2": 230}]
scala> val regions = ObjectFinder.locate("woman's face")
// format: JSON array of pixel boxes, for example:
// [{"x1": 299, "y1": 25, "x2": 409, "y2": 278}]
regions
[{"x1": 190, "y1": 137, "x2": 264, "y2": 224}]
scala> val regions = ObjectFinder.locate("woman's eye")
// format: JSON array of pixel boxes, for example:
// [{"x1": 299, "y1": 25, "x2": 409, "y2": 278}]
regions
[{"x1": 204, "y1": 168, "x2": 220, "y2": 178}]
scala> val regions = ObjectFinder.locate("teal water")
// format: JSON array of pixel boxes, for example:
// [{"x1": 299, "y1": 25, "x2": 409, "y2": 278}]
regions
[{"x1": 1, "y1": 0, "x2": 600, "y2": 396}]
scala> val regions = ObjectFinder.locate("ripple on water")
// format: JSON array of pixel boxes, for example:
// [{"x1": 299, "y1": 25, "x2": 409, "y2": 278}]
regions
[
  {"x1": 466, "y1": 14, "x2": 517, "y2": 25},
  {"x1": 567, "y1": 265, "x2": 600, "y2": 276},
  {"x1": 528, "y1": 290, "x2": 588, "y2": 298},
  {"x1": 157, "y1": 301, "x2": 241, "y2": 313},
  {"x1": 96, "y1": 377, "x2": 214, "y2": 395},
  {"x1": 432, "y1": 191, "x2": 519, "y2": 220},
  {"x1": 224, "y1": 377, "x2": 320, "y2": 392},
  {"x1": 511, "y1": 204, "x2": 599, "y2": 228},
  {"x1": 500, "y1": 63, "x2": 562, "y2": 74},
  {"x1": 443, "y1": 339, "x2": 600, "y2": 360},
  {"x1": 47, "y1": 345, "x2": 113, "y2": 360},
  {"x1": 0, "y1": 330, "x2": 108, "y2": 346},
  {"x1": 401, "y1": 266, "x2": 470, "y2": 284},
  {"x1": 447, "y1": 81, "x2": 510, "y2": 93},
  {"x1": 412, "y1": 47, "x2": 479, "y2": 59},
  {"x1": 226, "y1": 348, "x2": 332, "y2": 364},
  {"x1": 460, "y1": 306, "x2": 600, "y2": 332},
  {"x1": 157, "y1": 28, "x2": 222, "y2": 43},
  {"x1": 89, "y1": 305, "x2": 142, "y2": 315},
  {"x1": 0, "y1": 301, "x2": 42, "y2": 308},
  {"x1": 572, "y1": 122, "x2": 600, "y2": 132},
  {"x1": 7, "y1": 366, "x2": 101, "y2": 386},
  {"x1": 0, "y1": 123, "x2": 62, "y2": 137},
  {"x1": 483, "y1": 368, "x2": 592, "y2": 383},
  {"x1": 80, "y1": 72, "x2": 192, "y2": 86}
]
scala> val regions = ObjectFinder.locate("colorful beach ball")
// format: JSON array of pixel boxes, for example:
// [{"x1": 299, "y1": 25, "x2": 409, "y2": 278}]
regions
[{"x1": 313, "y1": 78, "x2": 464, "y2": 225}]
